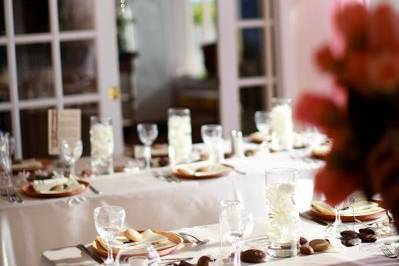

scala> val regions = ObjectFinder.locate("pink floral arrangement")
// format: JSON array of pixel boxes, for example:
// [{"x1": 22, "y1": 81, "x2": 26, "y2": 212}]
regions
[{"x1": 294, "y1": 3, "x2": 399, "y2": 227}]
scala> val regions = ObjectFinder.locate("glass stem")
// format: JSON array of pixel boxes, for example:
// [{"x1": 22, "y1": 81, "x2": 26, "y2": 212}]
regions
[
  {"x1": 70, "y1": 162, "x2": 76, "y2": 177},
  {"x1": 233, "y1": 240, "x2": 241, "y2": 266},
  {"x1": 106, "y1": 239, "x2": 113, "y2": 264},
  {"x1": 144, "y1": 145, "x2": 151, "y2": 170},
  {"x1": 335, "y1": 208, "x2": 342, "y2": 225}
]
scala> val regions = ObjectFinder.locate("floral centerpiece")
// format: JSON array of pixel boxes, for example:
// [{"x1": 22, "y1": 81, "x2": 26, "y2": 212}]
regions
[{"x1": 295, "y1": 3, "x2": 399, "y2": 228}]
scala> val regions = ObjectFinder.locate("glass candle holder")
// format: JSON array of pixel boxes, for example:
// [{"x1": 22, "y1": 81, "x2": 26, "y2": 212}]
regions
[
  {"x1": 265, "y1": 168, "x2": 299, "y2": 258},
  {"x1": 270, "y1": 98, "x2": 294, "y2": 151},
  {"x1": 168, "y1": 108, "x2": 192, "y2": 165},
  {"x1": 90, "y1": 116, "x2": 114, "y2": 175}
]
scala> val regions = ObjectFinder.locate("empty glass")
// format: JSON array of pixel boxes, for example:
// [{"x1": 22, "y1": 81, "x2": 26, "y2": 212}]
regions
[
  {"x1": 125, "y1": 245, "x2": 160, "y2": 266},
  {"x1": 137, "y1": 123, "x2": 158, "y2": 170},
  {"x1": 254, "y1": 111, "x2": 271, "y2": 151},
  {"x1": 61, "y1": 139, "x2": 83, "y2": 176},
  {"x1": 94, "y1": 206, "x2": 126, "y2": 265},
  {"x1": 265, "y1": 168, "x2": 299, "y2": 258},
  {"x1": 201, "y1": 124, "x2": 223, "y2": 163},
  {"x1": 219, "y1": 202, "x2": 254, "y2": 266}
]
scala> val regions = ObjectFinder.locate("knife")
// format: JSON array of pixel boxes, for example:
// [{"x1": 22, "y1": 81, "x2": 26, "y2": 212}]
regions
[
  {"x1": 76, "y1": 244, "x2": 104, "y2": 264},
  {"x1": 88, "y1": 184, "x2": 101, "y2": 194},
  {"x1": 300, "y1": 212, "x2": 329, "y2": 226}
]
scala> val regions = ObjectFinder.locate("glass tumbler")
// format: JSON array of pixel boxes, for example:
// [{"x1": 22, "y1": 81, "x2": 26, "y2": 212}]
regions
[
  {"x1": 265, "y1": 168, "x2": 299, "y2": 258},
  {"x1": 168, "y1": 108, "x2": 192, "y2": 165},
  {"x1": 90, "y1": 116, "x2": 114, "y2": 175}
]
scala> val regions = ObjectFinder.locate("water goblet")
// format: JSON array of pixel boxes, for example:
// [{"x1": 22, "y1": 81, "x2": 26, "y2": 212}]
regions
[
  {"x1": 254, "y1": 111, "x2": 271, "y2": 151},
  {"x1": 201, "y1": 124, "x2": 223, "y2": 163},
  {"x1": 137, "y1": 123, "x2": 158, "y2": 170},
  {"x1": 94, "y1": 206, "x2": 126, "y2": 265},
  {"x1": 61, "y1": 139, "x2": 83, "y2": 176},
  {"x1": 220, "y1": 208, "x2": 254, "y2": 266}
]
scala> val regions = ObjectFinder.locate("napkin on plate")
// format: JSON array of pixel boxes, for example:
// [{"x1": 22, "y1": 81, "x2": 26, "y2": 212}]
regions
[
  {"x1": 176, "y1": 162, "x2": 229, "y2": 177},
  {"x1": 32, "y1": 177, "x2": 82, "y2": 194}
]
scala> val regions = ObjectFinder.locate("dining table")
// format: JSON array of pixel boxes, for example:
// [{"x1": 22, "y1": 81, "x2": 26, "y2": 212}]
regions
[
  {"x1": 40, "y1": 218, "x2": 398, "y2": 266},
  {"x1": 1, "y1": 145, "x2": 321, "y2": 266}
]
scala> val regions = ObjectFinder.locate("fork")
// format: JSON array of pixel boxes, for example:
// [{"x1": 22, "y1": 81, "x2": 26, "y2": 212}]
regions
[
  {"x1": 178, "y1": 232, "x2": 209, "y2": 245},
  {"x1": 380, "y1": 245, "x2": 398, "y2": 258}
]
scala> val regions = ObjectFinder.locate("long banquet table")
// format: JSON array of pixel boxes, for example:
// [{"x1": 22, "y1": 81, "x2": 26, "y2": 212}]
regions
[
  {"x1": 1, "y1": 150, "x2": 320, "y2": 266},
  {"x1": 40, "y1": 218, "x2": 397, "y2": 266}
]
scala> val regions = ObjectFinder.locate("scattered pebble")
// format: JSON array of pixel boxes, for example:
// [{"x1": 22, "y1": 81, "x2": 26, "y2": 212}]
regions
[
  {"x1": 341, "y1": 237, "x2": 361, "y2": 247},
  {"x1": 299, "y1": 237, "x2": 308, "y2": 245},
  {"x1": 300, "y1": 245, "x2": 314, "y2": 255},
  {"x1": 359, "y1": 233, "x2": 377, "y2": 243},
  {"x1": 340, "y1": 230, "x2": 359, "y2": 240},
  {"x1": 309, "y1": 239, "x2": 330, "y2": 252},
  {"x1": 241, "y1": 249, "x2": 266, "y2": 263}
]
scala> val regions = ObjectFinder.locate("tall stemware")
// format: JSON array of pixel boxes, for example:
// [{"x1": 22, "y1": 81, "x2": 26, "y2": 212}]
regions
[
  {"x1": 61, "y1": 139, "x2": 83, "y2": 176},
  {"x1": 137, "y1": 123, "x2": 158, "y2": 170}
]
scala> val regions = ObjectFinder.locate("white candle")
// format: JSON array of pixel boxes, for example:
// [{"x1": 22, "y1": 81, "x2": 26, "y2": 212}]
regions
[{"x1": 270, "y1": 104, "x2": 294, "y2": 150}]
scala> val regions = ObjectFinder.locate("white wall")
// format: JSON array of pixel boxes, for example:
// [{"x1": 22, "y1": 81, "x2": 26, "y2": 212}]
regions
[{"x1": 277, "y1": 0, "x2": 335, "y2": 100}]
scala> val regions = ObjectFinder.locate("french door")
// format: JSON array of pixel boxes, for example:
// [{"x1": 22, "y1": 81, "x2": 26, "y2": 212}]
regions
[
  {"x1": 217, "y1": 0, "x2": 279, "y2": 135},
  {"x1": 0, "y1": 0, "x2": 123, "y2": 158}
]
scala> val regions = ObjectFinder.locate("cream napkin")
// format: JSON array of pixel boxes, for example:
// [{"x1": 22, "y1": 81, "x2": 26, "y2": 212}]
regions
[{"x1": 32, "y1": 177, "x2": 82, "y2": 193}]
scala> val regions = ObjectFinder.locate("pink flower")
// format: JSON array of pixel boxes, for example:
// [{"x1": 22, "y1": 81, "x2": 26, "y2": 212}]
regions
[
  {"x1": 368, "y1": 52, "x2": 399, "y2": 94},
  {"x1": 315, "y1": 45, "x2": 337, "y2": 73},
  {"x1": 369, "y1": 4, "x2": 399, "y2": 52},
  {"x1": 343, "y1": 52, "x2": 368, "y2": 91}
]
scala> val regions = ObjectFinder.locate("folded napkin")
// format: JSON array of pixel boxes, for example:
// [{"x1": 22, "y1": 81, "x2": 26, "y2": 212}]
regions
[
  {"x1": 96, "y1": 229, "x2": 175, "y2": 254},
  {"x1": 176, "y1": 162, "x2": 229, "y2": 177},
  {"x1": 312, "y1": 200, "x2": 384, "y2": 216},
  {"x1": 32, "y1": 177, "x2": 82, "y2": 194}
]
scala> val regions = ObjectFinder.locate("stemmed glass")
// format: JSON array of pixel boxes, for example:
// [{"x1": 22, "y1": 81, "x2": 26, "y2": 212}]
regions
[
  {"x1": 220, "y1": 202, "x2": 254, "y2": 266},
  {"x1": 61, "y1": 139, "x2": 83, "y2": 177},
  {"x1": 328, "y1": 201, "x2": 349, "y2": 237},
  {"x1": 254, "y1": 111, "x2": 271, "y2": 151},
  {"x1": 137, "y1": 123, "x2": 158, "y2": 170},
  {"x1": 201, "y1": 124, "x2": 223, "y2": 163},
  {"x1": 94, "y1": 206, "x2": 126, "y2": 265}
]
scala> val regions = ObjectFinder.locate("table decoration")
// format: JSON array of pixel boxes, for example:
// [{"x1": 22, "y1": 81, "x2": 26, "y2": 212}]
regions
[
  {"x1": 168, "y1": 108, "x2": 193, "y2": 165},
  {"x1": 270, "y1": 98, "x2": 294, "y2": 151},
  {"x1": 90, "y1": 116, "x2": 114, "y2": 175},
  {"x1": 172, "y1": 162, "x2": 232, "y2": 180},
  {"x1": 265, "y1": 168, "x2": 299, "y2": 258},
  {"x1": 295, "y1": 2, "x2": 399, "y2": 230}
]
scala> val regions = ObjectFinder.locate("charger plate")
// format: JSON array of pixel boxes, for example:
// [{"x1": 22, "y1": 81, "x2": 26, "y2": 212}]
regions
[
  {"x1": 172, "y1": 162, "x2": 232, "y2": 180},
  {"x1": 20, "y1": 180, "x2": 88, "y2": 198}
]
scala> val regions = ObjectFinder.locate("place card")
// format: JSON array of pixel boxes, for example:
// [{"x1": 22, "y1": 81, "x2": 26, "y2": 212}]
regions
[{"x1": 48, "y1": 109, "x2": 81, "y2": 155}]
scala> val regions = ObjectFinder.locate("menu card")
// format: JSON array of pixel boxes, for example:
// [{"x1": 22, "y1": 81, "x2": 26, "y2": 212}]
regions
[{"x1": 48, "y1": 109, "x2": 81, "y2": 155}]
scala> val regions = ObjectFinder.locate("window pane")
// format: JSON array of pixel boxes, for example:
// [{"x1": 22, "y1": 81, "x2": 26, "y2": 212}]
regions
[
  {"x1": 238, "y1": 28, "x2": 265, "y2": 77},
  {"x1": 13, "y1": 0, "x2": 50, "y2": 34},
  {"x1": 0, "y1": 46, "x2": 9, "y2": 102},
  {"x1": 64, "y1": 103, "x2": 99, "y2": 156},
  {"x1": 58, "y1": 0, "x2": 95, "y2": 31},
  {"x1": 0, "y1": 111, "x2": 12, "y2": 134},
  {"x1": 61, "y1": 41, "x2": 97, "y2": 95},
  {"x1": 20, "y1": 108, "x2": 53, "y2": 158},
  {"x1": 240, "y1": 86, "x2": 265, "y2": 134},
  {"x1": 239, "y1": 0, "x2": 263, "y2": 19},
  {"x1": 16, "y1": 43, "x2": 54, "y2": 100},
  {"x1": 0, "y1": 0, "x2": 5, "y2": 36}
]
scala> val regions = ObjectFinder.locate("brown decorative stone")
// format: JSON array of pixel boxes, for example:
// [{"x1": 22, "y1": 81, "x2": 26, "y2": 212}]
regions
[
  {"x1": 341, "y1": 237, "x2": 361, "y2": 247},
  {"x1": 359, "y1": 233, "x2": 377, "y2": 243},
  {"x1": 197, "y1": 256, "x2": 213, "y2": 266},
  {"x1": 300, "y1": 245, "x2": 314, "y2": 255},
  {"x1": 299, "y1": 237, "x2": 308, "y2": 245},
  {"x1": 309, "y1": 239, "x2": 330, "y2": 252},
  {"x1": 359, "y1": 227, "x2": 377, "y2": 236},
  {"x1": 340, "y1": 230, "x2": 359, "y2": 240},
  {"x1": 241, "y1": 249, "x2": 266, "y2": 263}
]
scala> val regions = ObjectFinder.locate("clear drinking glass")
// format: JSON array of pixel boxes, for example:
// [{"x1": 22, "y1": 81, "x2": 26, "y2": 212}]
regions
[
  {"x1": 94, "y1": 206, "x2": 126, "y2": 265},
  {"x1": 168, "y1": 108, "x2": 192, "y2": 165},
  {"x1": 270, "y1": 98, "x2": 294, "y2": 151},
  {"x1": 201, "y1": 124, "x2": 223, "y2": 163},
  {"x1": 61, "y1": 139, "x2": 83, "y2": 176},
  {"x1": 90, "y1": 116, "x2": 114, "y2": 175},
  {"x1": 254, "y1": 111, "x2": 270, "y2": 150},
  {"x1": 220, "y1": 203, "x2": 254, "y2": 266},
  {"x1": 137, "y1": 123, "x2": 158, "y2": 170},
  {"x1": 126, "y1": 245, "x2": 160, "y2": 266},
  {"x1": 0, "y1": 132, "x2": 12, "y2": 194},
  {"x1": 265, "y1": 168, "x2": 299, "y2": 258}
]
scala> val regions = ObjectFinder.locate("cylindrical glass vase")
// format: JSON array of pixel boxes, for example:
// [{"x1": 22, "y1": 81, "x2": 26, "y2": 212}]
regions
[
  {"x1": 168, "y1": 108, "x2": 192, "y2": 165},
  {"x1": 90, "y1": 116, "x2": 114, "y2": 175},
  {"x1": 270, "y1": 98, "x2": 294, "y2": 151}
]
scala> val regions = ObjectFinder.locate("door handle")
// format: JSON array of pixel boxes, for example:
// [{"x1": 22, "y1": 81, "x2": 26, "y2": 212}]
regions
[{"x1": 107, "y1": 85, "x2": 121, "y2": 100}]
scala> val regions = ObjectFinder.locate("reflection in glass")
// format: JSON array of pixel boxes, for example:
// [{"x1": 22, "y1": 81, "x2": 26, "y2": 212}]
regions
[
  {"x1": 13, "y1": 0, "x2": 50, "y2": 34},
  {"x1": 0, "y1": 111, "x2": 12, "y2": 134},
  {"x1": 239, "y1": 0, "x2": 263, "y2": 19},
  {"x1": 64, "y1": 103, "x2": 99, "y2": 156},
  {"x1": 238, "y1": 28, "x2": 265, "y2": 77},
  {"x1": 0, "y1": 46, "x2": 9, "y2": 102},
  {"x1": 58, "y1": 0, "x2": 94, "y2": 31},
  {"x1": 61, "y1": 41, "x2": 97, "y2": 95},
  {"x1": 240, "y1": 86, "x2": 265, "y2": 134},
  {"x1": 16, "y1": 43, "x2": 54, "y2": 100},
  {"x1": 20, "y1": 108, "x2": 53, "y2": 158},
  {"x1": 0, "y1": 1, "x2": 5, "y2": 35}
]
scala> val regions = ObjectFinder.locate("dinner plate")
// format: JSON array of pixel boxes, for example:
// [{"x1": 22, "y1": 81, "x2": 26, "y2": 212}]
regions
[
  {"x1": 172, "y1": 162, "x2": 233, "y2": 180},
  {"x1": 20, "y1": 180, "x2": 89, "y2": 198},
  {"x1": 310, "y1": 201, "x2": 386, "y2": 222},
  {"x1": 91, "y1": 231, "x2": 183, "y2": 258}
]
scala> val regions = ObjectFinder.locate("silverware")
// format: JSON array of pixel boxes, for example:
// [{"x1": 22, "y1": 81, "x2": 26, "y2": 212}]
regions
[
  {"x1": 380, "y1": 245, "x2": 399, "y2": 258},
  {"x1": 222, "y1": 164, "x2": 246, "y2": 175},
  {"x1": 178, "y1": 232, "x2": 209, "y2": 245},
  {"x1": 76, "y1": 244, "x2": 104, "y2": 264},
  {"x1": 88, "y1": 184, "x2": 101, "y2": 194}
]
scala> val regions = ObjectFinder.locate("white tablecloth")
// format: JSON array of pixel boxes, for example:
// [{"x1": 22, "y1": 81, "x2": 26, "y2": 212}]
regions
[
  {"x1": 40, "y1": 218, "x2": 397, "y2": 266},
  {"x1": 1, "y1": 150, "x2": 320, "y2": 266}
]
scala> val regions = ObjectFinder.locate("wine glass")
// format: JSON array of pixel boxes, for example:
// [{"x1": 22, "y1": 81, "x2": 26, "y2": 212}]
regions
[
  {"x1": 94, "y1": 206, "x2": 126, "y2": 265},
  {"x1": 328, "y1": 201, "x2": 349, "y2": 238},
  {"x1": 254, "y1": 111, "x2": 270, "y2": 151},
  {"x1": 61, "y1": 139, "x2": 83, "y2": 177},
  {"x1": 137, "y1": 123, "x2": 158, "y2": 170},
  {"x1": 201, "y1": 124, "x2": 223, "y2": 163},
  {"x1": 220, "y1": 206, "x2": 254, "y2": 266}
]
